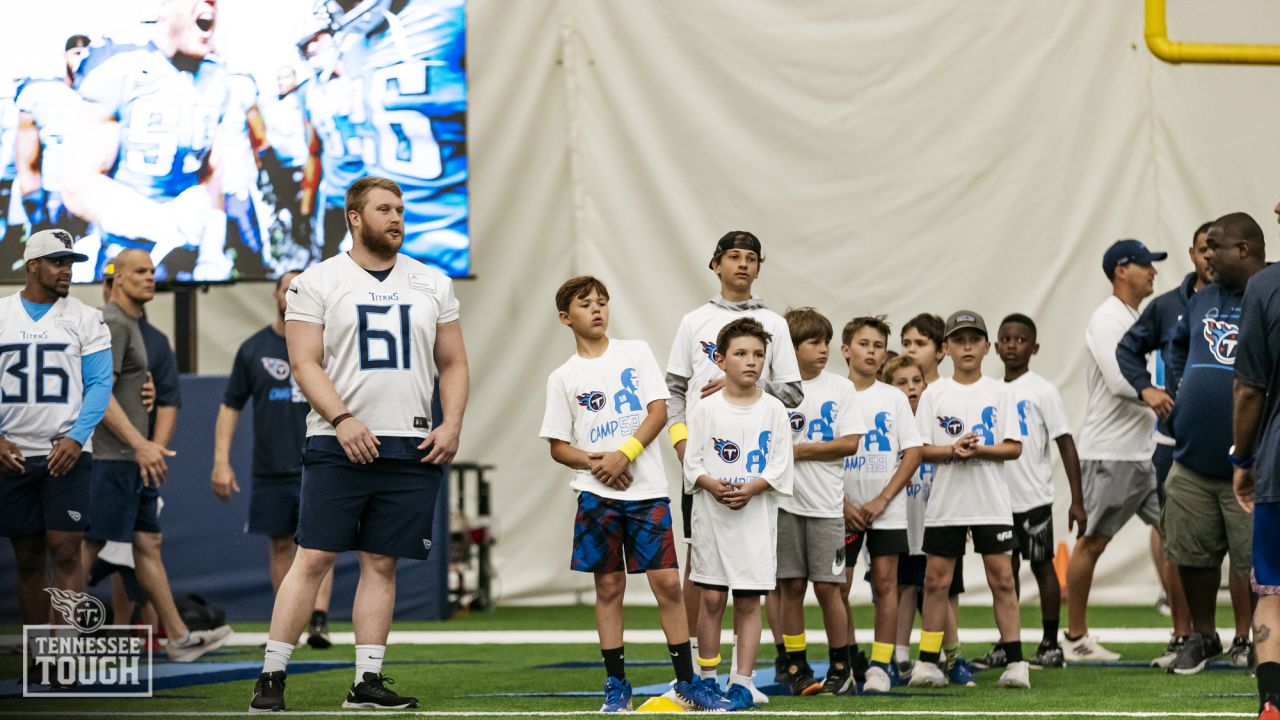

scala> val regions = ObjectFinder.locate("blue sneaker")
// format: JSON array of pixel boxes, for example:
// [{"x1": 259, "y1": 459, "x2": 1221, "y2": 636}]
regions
[
  {"x1": 725, "y1": 683, "x2": 754, "y2": 711},
  {"x1": 888, "y1": 659, "x2": 902, "y2": 687},
  {"x1": 948, "y1": 658, "x2": 976, "y2": 687},
  {"x1": 673, "y1": 677, "x2": 733, "y2": 712},
  {"x1": 600, "y1": 677, "x2": 632, "y2": 712}
]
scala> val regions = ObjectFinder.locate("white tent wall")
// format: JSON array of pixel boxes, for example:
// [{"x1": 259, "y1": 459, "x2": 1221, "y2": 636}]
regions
[{"x1": 75, "y1": 0, "x2": 1280, "y2": 607}]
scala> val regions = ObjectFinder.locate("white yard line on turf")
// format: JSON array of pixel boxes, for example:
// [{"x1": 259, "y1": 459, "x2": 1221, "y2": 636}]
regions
[{"x1": 0, "y1": 711, "x2": 1258, "y2": 718}]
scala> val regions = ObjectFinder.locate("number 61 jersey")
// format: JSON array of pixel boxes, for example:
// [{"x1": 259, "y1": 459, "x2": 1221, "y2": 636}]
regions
[
  {"x1": 285, "y1": 253, "x2": 459, "y2": 441},
  {"x1": 0, "y1": 294, "x2": 111, "y2": 456}
]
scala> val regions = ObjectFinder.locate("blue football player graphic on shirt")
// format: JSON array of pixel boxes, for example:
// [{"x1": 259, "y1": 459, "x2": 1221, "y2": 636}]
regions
[
  {"x1": 613, "y1": 368, "x2": 642, "y2": 413},
  {"x1": 60, "y1": 0, "x2": 230, "y2": 283},
  {"x1": 972, "y1": 406, "x2": 997, "y2": 445},
  {"x1": 745, "y1": 430, "x2": 772, "y2": 474},
  {"x1": 806, "y1": 400, "x2": 836, "y2": 441},
  {"x1": 1016, "y1": 399, "x2": 1031, "y2": 436},
  {"x1": 864, "y1": 411, "x2": 893, "y2": 452}
]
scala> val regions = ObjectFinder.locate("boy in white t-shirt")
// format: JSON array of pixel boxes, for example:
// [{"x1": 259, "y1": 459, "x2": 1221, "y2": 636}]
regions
[
  {"x1": 908, "y1": 310, "x2": 1029, "y2": 690},
  {"x1": 684, "y1": 318, "x2": 794, "y2": 711},
  {"x1": 775, "y1": 308, "x2": 866, "y2": 696},
  {"x1": 840, "y1": 318, "x2": 923, "y2": 693},
  {"x1": 970, "y1": 314, "x2": 1085, "y2": 671},
  {"x1": 540, "y1": 276, "x2": 731, "y2": 714}
]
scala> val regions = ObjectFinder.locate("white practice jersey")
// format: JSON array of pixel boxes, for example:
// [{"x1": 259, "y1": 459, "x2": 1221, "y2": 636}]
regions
[
  {"x1": 219, "y1": 73, "x2": 260, "y2": 195},
  {"x1": 844, "y1": 381, "x2": 923, "y2": 530},
  {"x1": 286, "y1": 253, "x2": 459, "y2": 439},
  {"x1": 261, "y1": 90, "x2": 309, "y2": 168},
  {"x1": 0, "y1": 294, "x2": 110, "y2": 456},
  {"x1": 1004, "y1": 371, "x2": 1072, "y2": 512},
  {"x1": 915, "y1": 377, "x2": 1019, "y2": 527},
  {"x1": 781, "y1": 372, "x2": 865, "y2": 518},
  {"x1": 540, "y1": 339, "x2": 670, "y2": 501},
  {"x1": 15, "y1": 79, "x2": 83, "y2": 192},
  {"x1": 1078, "y1": 296, "x2": 1155, "y2": 461},
  {"x1": 667, "y1": 301, "x2": 800, "y2": 415},
  {"x1": 684, "y1": 391, "x2": 792, "y2": 590}
]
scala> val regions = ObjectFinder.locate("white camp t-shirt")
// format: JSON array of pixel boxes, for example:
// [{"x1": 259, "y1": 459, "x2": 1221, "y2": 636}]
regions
[
  {"x1": 683, "y1": 391, "x2": 793, "y2": 590},
  {"x1": 780, "y1": 372, "x2": 866, "y2": 518},
  {"x1": 915, "y1": 376, "x2": 1019, "y2": 527},
  {"x1": 285, "y1": 253, "x2": 459, "y2": 439},
  {"x1": 667, "y1": 301, "x2": 800, "y2": 415},
  {"x1": 1004, "y1": 371, "x2": 1072, "y2": 513},
  {"x1": 0, "y1": 294, "x2": 111, "y2": 456},
  {"x1": 540, "y1": 339, "x2": 671, "y2": 501},
  {"x1": 844, "y1": 381, "x2": 923, "y2": 531},
  {"x1": 1078, "y1": 296, "x2": 1156, "y2": 461}
]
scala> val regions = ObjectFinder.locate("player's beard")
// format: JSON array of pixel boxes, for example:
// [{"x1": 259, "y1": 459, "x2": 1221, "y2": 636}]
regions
[{"x1": 359, "y1": 227, "x2": 403, "y2": 259}]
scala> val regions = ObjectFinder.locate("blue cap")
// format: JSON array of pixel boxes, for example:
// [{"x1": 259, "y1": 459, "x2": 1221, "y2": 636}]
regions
[{"x1": 1103, "y1": 239, "x2": 1166, "y2": 279}]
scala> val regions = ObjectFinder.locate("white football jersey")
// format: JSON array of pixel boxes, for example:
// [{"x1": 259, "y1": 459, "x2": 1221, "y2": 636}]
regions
[
  {"x1": 1004, "y1": 371, "x2": 1072, "y2": 512},
  {"x1": 684, "y1": 391, "x2": 792, "y2": 590},
  {"x1": 781, "y1": 372, "x2": 866, "y2": 518},
  {"x1": 844, "y1": 381, "x2": 923, "y2": 530},
  {"x1": 285, "y1": 253, "x2": 459, "y2": 439},
  {"x1": 0, "y1": 294, "x2": 111, "y2": 456},
  {"x1": 540, "y1": 339, "x2": 670, "y2": 501},
  {"x1": 667, "y1": 301, "x2": 800, "y2": 414},
  {"x1": 914, "y1": 377, "x2": 1019, "y2": 527},
  {"x1": 15, "y1": 79, "x2": 83, "y2": 192}
]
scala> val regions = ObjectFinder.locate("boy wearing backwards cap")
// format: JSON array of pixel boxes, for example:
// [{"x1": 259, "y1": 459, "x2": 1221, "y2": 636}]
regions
[{"x1": 908, "y1": 311, "x2": 1029, "y2": 689}]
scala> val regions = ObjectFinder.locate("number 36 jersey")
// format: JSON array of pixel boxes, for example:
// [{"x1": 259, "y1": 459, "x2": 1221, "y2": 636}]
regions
[{"x1": 285, "y1": 253, "x2": 460, "y2": 440}]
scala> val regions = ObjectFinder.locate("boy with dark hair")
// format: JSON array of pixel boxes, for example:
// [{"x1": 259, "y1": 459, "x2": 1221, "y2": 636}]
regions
[
  {"x1": 971, "y1": 314, "x2": 1084, "y2": 671},
  {"x1": 684, "y1": 317, "x2": 794, "y2": 710},
  {"x1": 840, "y1": 316, "x2": 923, "y2": 693},
  {"x1": 541, "y1": 276, "x2": 730, "y2": 713},
  {"x1": 774, "y1": 308, "x2": 865, "y2": 696},
  {"x1": 909, "y1": 310, "x2": 1028, "y2": 689},
  {"x1": 901, "y1": 314, "x2": 946, "y2": 384}
]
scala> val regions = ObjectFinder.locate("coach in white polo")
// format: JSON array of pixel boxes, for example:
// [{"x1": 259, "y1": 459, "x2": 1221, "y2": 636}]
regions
[
  {"x1": 1063, "y1": 239, "x2": 1167, "y2": 662},
  {"x1": 250, "y1": 176, "x2": 470, "y2": 712}
]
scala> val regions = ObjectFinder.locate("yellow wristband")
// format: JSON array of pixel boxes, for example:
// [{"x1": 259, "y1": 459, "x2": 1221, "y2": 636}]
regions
[
  {"x1": 618, "y1": 437, "x2": 644, "y2": 462},
  {"x1": 669, "y1": 422, "x2": 689, "y2": 446}
]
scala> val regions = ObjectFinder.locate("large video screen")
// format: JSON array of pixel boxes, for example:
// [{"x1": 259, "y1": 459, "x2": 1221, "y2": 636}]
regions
[{"x1": 0, "y1": 0, "x2": 468, "y2": 283}]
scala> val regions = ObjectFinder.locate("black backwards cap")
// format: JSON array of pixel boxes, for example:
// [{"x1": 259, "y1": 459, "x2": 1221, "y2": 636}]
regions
[{"x1": 709, "y1": 230, "x2": 763, "y2": 269}]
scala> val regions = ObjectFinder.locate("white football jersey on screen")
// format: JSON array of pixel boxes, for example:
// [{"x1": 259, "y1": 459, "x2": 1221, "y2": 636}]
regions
[
  {"x1": 286, "y1": 253, "x2": 459, "y2": 439},
  {"x1": 0, "y1": 294, "x2": 110, "y2": 456}
]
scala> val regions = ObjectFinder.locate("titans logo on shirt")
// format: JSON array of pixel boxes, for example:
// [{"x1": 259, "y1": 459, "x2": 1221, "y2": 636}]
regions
[
  {"x1": 261, "y1": 357, "x2": 291, "y2": 381},
  {"x1": 714, "y1": 438, "x2": 741, "y2": 463},
  {"x1": 788, "y1": 411, "x2": 805, "y2": 433},
  {"x1": 1201, "y1": 317, "x2": 1239, "y2": 365},
  {"x1": 576, "y1": 391, "x2": 606, "y2": 412},
  {"x1": 699, "y1": 341, "x2": 717, "y2": 363},
  {"x1": 938, "y1": 415, "x2": 964, "y2": 436}
]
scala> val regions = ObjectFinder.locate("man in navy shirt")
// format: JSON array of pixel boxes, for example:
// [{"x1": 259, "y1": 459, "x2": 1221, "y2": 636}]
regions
[
  {"x1": 1234, "y1": 200, "x2": 1280, "y2": 720},
  {"x1": 1162, "y1": 212, "x2": 1267, "y2": 675},
  {"x1": 212, "y1": 270, "x2": 333, "y2": 648}
]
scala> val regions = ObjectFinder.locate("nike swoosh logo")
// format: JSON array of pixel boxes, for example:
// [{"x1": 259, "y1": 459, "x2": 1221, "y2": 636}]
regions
[{"x1": 289, "y1": 287, "x2": 299, "y2": 293}]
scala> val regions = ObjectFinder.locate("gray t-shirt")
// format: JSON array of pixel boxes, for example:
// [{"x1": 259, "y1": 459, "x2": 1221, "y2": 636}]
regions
[
  {"x1": 1236, "y1": 263, "x2": 1280, "y2": 503},
  {"x1": 92, "y1": 302, "x2": 150, "y2": 461}
]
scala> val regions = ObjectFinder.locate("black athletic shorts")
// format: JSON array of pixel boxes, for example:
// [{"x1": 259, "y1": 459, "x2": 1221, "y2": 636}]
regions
[
  {"x1": 1012, "y1": 504, "x2": 1054, "y2": 564},
  {"x1": 922, "y1": 524, "x2": 1016, "y2": 558}
]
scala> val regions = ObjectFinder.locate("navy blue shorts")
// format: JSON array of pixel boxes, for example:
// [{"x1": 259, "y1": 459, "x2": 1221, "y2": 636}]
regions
[
  {"x1": 247, "y1": 475, "x2": 302, "y2": 538},
  {"x1": 295, "y1": 439, "x2": 443, "y2": 559},
  {"x1": 1254, "y1": 501, "x2": 1280, "y2": 596},
  {"x1": 86, "y1": 460, "x2": 161, "y2": 542},
  {"x1": 571, "y1": 492, "x2": 679, "y2": 574},
  {"x1": 0, "y1": 453, "x2": 93, "y2": 537}
]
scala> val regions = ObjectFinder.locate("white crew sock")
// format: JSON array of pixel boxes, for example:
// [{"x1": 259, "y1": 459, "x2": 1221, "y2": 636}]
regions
[
  {"x1": 729, "y1": 635, "x2": 738, "y2": 677},
  {"x1": 355, "y1": 644, "x2": 386, "y2": 684},
  {"x1": 729, "y1": 672, "x2": 754, "y2": 689},
  {"x1": 263, "y1": 640, "x2": 294, "y2": 674},
  {"x1": 894, "y1": 645, "x2": 910, "y2": 664}
]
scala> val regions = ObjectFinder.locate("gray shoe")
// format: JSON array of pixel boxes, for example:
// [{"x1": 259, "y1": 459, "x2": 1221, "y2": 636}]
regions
[
  {"x1": 1152, "y1": 635, "x2": 1187, "y2": 669},
  {"x1": 1031, "y1": 643, "x2": 1065, "y2": 669},
  {"x1": 971, "y1": 645, "x2": 1008, "y2": 670},
  {"x1": 1170, "y1": 633, "x2": 1223, "y2": 676},
  {"x1": 1229, "y1": 636, "x2": 1254, "y2": 669}
]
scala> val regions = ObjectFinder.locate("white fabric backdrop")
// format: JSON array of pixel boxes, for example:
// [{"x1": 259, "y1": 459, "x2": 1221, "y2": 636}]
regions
[{"x1": 79, "y1": 0, "x2": 1280, "y2": 606}]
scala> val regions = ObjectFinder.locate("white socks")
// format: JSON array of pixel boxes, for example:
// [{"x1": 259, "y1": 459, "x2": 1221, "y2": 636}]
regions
[
  {"x1": 355, "y1": 644, "x2": 386, "y2": 684},
  {"x1": 895, "y1": 645, "x2": 911, "y2": 664},
  {"x1": 729, "y1": 672, "x2": 754, "y2": 689},
  {"x1": 263, "y1": 640, "x2": 294, "y2": 674}
]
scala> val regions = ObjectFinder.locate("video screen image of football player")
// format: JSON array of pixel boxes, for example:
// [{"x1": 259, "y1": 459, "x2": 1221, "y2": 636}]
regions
[
  {"x1": 60, "y1": 0, "x2": 231, "y2": 283},
  {"x1": 321, "y1": 0, "x2": 468, "y2": 276},
  {"x1": 0, "y1": 79, "x2": 24, "y2": 275}
]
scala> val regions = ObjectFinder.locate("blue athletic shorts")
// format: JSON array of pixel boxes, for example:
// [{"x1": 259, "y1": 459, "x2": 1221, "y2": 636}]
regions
[
  {"x1": 570, "y1": 492, "x2": 679, "y2": 574},
  {"x1": 295, "y1": 438, "x2": 443, "y2": 559},
  {"x1": 0, "y1": 453, "x2": 92, "y2": 537},
  {"x1": 86, "y1": 459, "x2": 161, "y2": 542},
  {"x1": 247, "y1": 475, "x2": 302, "y2": 538},
  {"x1": 1253, "y1": 501, "x2": 1280, "y2": 596}
]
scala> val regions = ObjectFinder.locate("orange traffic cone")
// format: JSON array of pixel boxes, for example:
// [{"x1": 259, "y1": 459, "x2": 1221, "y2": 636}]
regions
[{"x1": 1054, "y1": 541, "x2": 1069, "y2": 591}]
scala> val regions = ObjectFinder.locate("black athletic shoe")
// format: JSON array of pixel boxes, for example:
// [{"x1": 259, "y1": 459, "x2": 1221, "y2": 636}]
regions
[
  {"x1": 343, "y1": 673, "x2": 419, "y2": 709},
  {"x1": 851, "y1": 648, "x2": 869, "y2": 686},
  {"x1": 773, "y1": 652, "x2": 788, "y2": 684},
  {"x1": 820, "y1": 668, "x2": 854, "y2": 695},
  {"x1": 249, "y1": 671, "x2": 286, "y2": 713},
  {"x1": 971, "y1": 645, "x2": 1009, "y2": 670},
  {"x1": 1031, "y1": 642, "x2": 1065, "y2": 669},
  {"x1": 785, "y1": 661, "x2": 822, "y2": 696},
  {"x1": 306, "y1": 613, "x2": 332, "y2": 650},
  {"x1": 1170, "y1": 633, "x2": 1223, "y2": 676}
]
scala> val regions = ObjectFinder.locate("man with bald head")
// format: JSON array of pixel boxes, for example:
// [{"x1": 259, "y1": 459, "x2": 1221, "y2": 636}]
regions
[{"x1": 83, "y1": 248, "x2": 232, "y2": 661}]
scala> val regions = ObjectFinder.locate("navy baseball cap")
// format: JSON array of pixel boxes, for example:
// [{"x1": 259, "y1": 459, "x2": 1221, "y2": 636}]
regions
[
  {"x1": 709, "y1": 230, "x2": 762, "y2": 269},
  {"x1": 1103, "y1": 239, "x2": 1166, "y2": 280}
]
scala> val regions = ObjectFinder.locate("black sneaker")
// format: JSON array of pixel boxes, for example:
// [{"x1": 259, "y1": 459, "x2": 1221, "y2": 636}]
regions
[
  {"x1": 1031, "y1": 642, "x2": 1065, "y2": 669},
  {"x1": 971, "y1": 645, "x2": 1008, "y2": 670},
  {"x1": 249, "y1": 671, "x2": 286, "y2": 713},
  {"x1": 306, "y1": 612, "x2": 332, "y2": 650},
  {"x1": 343, "y1": 673, "x2": 419, "y2": 709},
  {"x1": 851, "y1": 648, "x2": 869, "y2": 686},
  {"x1": 1230, "y1": 636, "x2": 1254, "y2": 668},
  {"x1": 820, "y1": 667, "x2": 853, "y2": 696},
  {"x1": 785, "y1": 661, "x2": 822, "y2": 696},
  {"x1": 1170, "y1": 633, "x2": 1223, "y2": 676},
  {"x1": 773, "y1": 652, "x2": 788, "y2": 684}
]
